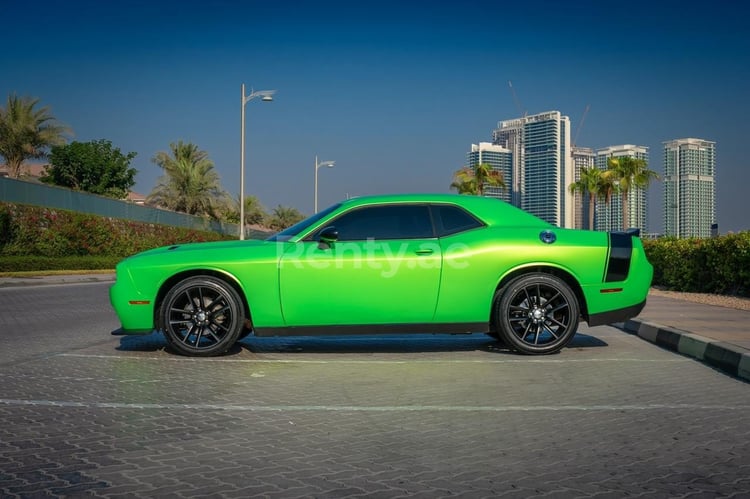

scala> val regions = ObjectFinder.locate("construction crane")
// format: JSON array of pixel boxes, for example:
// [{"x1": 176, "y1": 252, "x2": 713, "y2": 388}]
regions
[
  {"x1": 573, "y1": 104, "x2": 590, "y2": 147},
  {"x1": 508, "y1": 81, "x2": 526, "y2": 118}
]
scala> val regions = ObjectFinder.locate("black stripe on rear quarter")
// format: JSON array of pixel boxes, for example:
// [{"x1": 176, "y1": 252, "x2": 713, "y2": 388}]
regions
[{"x1": 605, "y1": 232, "x2": 633, "y2": 282}]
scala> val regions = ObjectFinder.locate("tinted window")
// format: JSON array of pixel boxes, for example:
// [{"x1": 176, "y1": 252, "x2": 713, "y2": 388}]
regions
[
  {"x1": 432, "y1": 204, "x2": 484, "y2": 236},
  {"x1": 314, "y1": 204, "x2": 434, "y2": 241},
  {"x1": 267, "y1": 203, "x2": 341, "y2": 241}
]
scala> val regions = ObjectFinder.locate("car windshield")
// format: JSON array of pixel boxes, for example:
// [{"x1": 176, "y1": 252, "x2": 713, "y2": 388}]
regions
[{"x1": 266, "y1": 203, "x2": 342, "y2": 242}]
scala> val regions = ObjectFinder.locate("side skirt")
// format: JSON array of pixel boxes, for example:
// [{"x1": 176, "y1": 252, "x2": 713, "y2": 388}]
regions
[
  {"x1": 253, "y1": 322, "x2": 489, "y2": 337},
  {"x1": 111, "y1": 328, "x2": 155, "y2": 336}
]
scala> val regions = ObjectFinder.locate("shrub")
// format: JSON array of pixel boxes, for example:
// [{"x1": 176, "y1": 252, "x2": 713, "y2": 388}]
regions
[
  {"x1": 0, "y1": 256, "x2": 121, "y2": 272},
  {"x1": 0, "y1": 205, "x2": 12, "y2": 245},
  {"x1": 644, "y1": 232, "x2": 750, "y2": 297},
  {"x1": 0, "y1": 202, "x2": 234, "y2": 267}
]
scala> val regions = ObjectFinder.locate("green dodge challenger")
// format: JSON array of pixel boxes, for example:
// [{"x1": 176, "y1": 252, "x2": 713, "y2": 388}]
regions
[{"x1": 110, "y1": 193, "x2": 653, "y2": 356}]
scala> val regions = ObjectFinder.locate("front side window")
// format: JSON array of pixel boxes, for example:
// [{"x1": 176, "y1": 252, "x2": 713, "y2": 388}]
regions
[
  {"x1": 311, "y1": 204, "x2": 434, "y2": 241},
  {"x1": 267, "y1": 203, "x2": 341, "y2": 242}
]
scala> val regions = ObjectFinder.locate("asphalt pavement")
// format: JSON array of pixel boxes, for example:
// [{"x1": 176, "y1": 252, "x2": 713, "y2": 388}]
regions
[{"x1": 1, "y1": 272, "x2": 748, "y2": 382}]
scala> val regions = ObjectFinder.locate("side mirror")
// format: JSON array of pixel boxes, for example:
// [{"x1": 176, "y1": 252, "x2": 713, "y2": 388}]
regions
[{"x1": 318, "y1": 226, "x2": 339, "y2": 248}]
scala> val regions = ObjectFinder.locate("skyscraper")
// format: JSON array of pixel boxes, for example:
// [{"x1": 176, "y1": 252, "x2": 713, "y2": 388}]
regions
[
  {"x1": 492, "y1": 111, "x2": 573, "y2": 227},
  {"x1": 465, "y1": 142, "x2": 512, "y2": 202},
  {"x1": 663, "y1": 138, "x2": 716, "y2": 238},
  {"x1": 571, "y1": 146, "x2": 596, "y2": 230},
  {"x1": 594, "y1": 145, "x2": 649, "y2": 233}
]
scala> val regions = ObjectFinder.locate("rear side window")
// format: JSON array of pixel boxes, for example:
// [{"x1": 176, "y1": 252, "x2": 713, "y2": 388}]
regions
[{"x1": 432, "y1": 204, "x2": 484, "y2": 236}]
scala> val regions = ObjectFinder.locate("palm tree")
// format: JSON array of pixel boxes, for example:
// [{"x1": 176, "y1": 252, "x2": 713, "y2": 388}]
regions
[
  {"x1": 218, "y1": 195, "x2": 266, "y2": 225},
  {"x1": 0, "y1": 94, "x2": 71, "y2": 178},
  {"x1": 450, "y1": 166, "x2": 478, "y2": 195},
  {"x1": 450, "y1": 163, "x2": 505, "y2": 196},
  {"x1": 241, "y1": 194, "x2": 267, "y2": 226},
  {"x1": 147, "y1": 141, "x2": 228, "y2": 219},
  {"x1": 474, "y1": 163, "x2": 505, "y2": 196},
  {"x1": 568, "y1": 166, "x2": 601, "y2": 230},
  {"x1": 267, "y1": 205, "x2": 305, "y2": 231},
  {"x1": 596, "y1": 169, "x2": 618, "y2": 231},
  {"x1": 607, "y1": 156, "x2": 659, "y2": 229}
]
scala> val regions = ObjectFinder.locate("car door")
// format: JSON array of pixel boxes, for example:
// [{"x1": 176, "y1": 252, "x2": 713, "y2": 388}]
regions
[{"x1": 278, "y1": 203, "x2": 442, "y2": 326}]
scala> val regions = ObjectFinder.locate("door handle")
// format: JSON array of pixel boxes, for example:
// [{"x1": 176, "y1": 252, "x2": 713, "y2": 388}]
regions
[{"x1": 415, "y1": 249, "x2": 434, "y2": 255}]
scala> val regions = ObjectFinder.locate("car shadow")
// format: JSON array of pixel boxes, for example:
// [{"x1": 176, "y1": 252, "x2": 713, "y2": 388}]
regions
[
  {"x1": 567, "y1": 333, "x2": 608, "y2": 349},
  {"x1": 238, "y1": 331, "x2": 607, "y2": 355},
  {"x1": 116, "y1": 331, "x2": 607, "y2": 356},
  {"x1": 116, "y1": 332, "x2": 169, "y2": 353},
  {"x1": 239, "y1": 333, "x2": 504, "y2": 355}
]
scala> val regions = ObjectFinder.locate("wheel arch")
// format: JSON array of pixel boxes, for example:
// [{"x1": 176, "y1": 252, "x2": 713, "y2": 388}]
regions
[
  {"x1": 491, "y1": 265, "x2": 589, "y2": 328},
  {"x1": 153, "y1": 269, "x2": 251, "y2": 330}
]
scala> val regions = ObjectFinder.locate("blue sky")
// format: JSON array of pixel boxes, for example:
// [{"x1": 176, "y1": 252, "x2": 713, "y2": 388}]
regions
[{"x1": 3, "y1": 0, "x2": 748, "y2": 232}]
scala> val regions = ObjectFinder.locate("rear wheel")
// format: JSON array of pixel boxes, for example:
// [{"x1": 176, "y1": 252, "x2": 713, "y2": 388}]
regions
[
  {"x1": 495, "y1": 273, "x2": 579, "y2": 355},
  {"x1": 161, "y1": 276, "x2": 243, "y2": 356}
]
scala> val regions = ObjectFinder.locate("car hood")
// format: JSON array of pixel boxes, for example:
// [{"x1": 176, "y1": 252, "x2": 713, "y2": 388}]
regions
[{"x1": 124, "y1": 238, "x2": 271, "y2": 261}]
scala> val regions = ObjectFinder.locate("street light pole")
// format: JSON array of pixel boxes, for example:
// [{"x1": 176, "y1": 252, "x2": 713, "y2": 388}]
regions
[
  {"x1": 240, "y1": 83, "x2": 276, "y2": 240},
  {"x1": 314, "y1": 155, "x2": 336, "y2": 213}
]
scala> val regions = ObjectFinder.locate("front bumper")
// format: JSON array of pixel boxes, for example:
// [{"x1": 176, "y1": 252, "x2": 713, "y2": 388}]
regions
[{"x1": 109, "y1": 265, "x2": 158, "y2": 333}]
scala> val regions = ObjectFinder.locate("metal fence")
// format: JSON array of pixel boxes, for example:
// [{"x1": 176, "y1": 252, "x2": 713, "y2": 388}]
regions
[{"x1": 0, "y1": 177, "x2": 242, "y2": 236}]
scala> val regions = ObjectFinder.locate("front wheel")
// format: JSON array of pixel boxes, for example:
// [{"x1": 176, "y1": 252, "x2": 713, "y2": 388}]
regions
[
  {"x1": 160, "y1": 276, "x2": 244, "y2": 356},
  {"x1": 494, "y1": 273, "x2": 579, "y2": 355}
]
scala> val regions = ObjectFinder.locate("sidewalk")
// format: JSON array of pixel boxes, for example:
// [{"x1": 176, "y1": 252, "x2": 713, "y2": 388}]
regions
[
  {"x1": 1, "y1": 274, "x2": 748, "y2": 382},
  {"x1": 622, "y1": 292, "x2": 750, "y2": 383},
  {"x1": 0, "y1": 273, "x2": 115, "y2": 287}
]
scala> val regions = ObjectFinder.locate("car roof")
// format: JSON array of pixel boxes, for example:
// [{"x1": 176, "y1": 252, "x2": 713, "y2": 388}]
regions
[{"x1": 336, "y1": 193, "x2": 551, "y2": 228}]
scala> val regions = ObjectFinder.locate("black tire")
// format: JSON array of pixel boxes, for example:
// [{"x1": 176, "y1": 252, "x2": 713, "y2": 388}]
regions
[
  {"x1": 494, "y1": 273, "x2": 579, "y2": 355},
  {"x1": 161, "y1": 276, "x2": 244, "y2": 357}
]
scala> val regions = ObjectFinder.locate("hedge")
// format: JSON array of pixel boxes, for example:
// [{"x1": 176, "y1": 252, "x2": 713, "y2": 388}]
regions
[
  {"x1": 643, "y1": 232, "x2": 750, "y2": 297},
  {"x1": 0, "y1": 202, "x2": 234, "y2": 270},
  {"x1": 0, "y1": 256, "x2": 121, "y2": 273},
  {"x1": 3, "y1": 202, "x2": 749, "y2": 296}
]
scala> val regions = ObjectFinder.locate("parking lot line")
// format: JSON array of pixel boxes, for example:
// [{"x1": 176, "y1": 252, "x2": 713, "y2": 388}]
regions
[{"x1": 0, "y1": 398, "x2": 747, "y2": 412}]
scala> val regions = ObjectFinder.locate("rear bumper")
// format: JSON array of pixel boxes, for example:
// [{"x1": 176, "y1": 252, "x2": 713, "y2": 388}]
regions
[{"x1": 586, "y1": 298, "x2": 647, "y2": 327}]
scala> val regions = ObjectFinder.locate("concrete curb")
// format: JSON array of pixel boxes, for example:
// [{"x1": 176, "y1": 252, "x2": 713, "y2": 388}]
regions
[
  {"x1": 623, "y1": 319, "x2": 750, "y2": 383},
  {"x1": 0, "y1": 274, "x2": 115, "y2": 288}
]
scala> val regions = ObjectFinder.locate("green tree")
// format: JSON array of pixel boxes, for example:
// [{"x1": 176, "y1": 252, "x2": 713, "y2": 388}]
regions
[
  {"x1": 240, "y1": 195, "x2": 267, "y2": 226},
  {"x1": 450, "y1": 166, "x2": 478, "y2": 195},
  {"x1": 568, "y1": 166, "x2": 602, "y2": 230},
  {"x1": 607, "y1": 156, "x2": 659, "y2": 229},
  {"x1": 147, "y1": 141, "x2": 228, "y2": 219},
  {"x1": 450, "y1": 163, "x2": 505, "y2": 196},
  {"x1": 41, "y1": 139, "x2": 137, "y2": 198},
  {"x1": 596, "y1": 169, "x2": 618, "y2": 231},
  {"x1": 267, "y1": 205, "x2": 305, "y2": 231},
  {"x1": 0, "y1": 94, "x2": 71, "y2": 178},
  {"x1": 222, "y1": 194, "x2": 268, "y2": 226}
]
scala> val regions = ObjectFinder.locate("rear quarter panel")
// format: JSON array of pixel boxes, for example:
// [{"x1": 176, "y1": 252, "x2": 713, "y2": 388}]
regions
[
  {"x1": 582, "y1": 235, "x2": 653, "y2": 320},
  {"x1": 433, "y1": 226, "x2": 609, "y2": 323}
]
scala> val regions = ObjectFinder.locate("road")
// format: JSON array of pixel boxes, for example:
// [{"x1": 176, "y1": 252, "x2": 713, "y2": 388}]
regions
[{"x1": 1, "y1": 282, "x2": 749, "y2": 497}]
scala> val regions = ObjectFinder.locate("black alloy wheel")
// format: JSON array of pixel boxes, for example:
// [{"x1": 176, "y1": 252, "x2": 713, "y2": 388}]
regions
[
  {"x1": 161, "y1": 276, "x2": 244, "y2": 356},
  {"x1": 495, "y1": 273, "x2": 579, "y2": 355}
]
